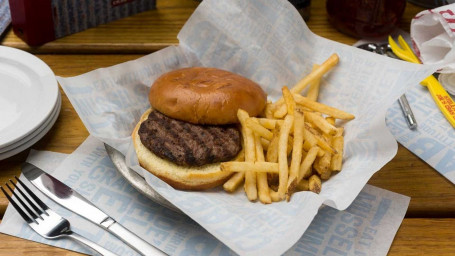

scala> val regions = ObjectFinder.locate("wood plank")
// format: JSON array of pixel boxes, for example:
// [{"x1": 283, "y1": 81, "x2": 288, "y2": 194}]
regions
[
  {"x1": 389, "y1": 219, "x2": 455, "y2": 256},
  {"x1": 0, "y1": 232, "x2": 83, "y2": 256},
  {"x1": 0, "y1": 219, "x2": 454, "y2": 255},
  {"x1": 369, "y1": 145, "x2": 455, "y2": 218},
  {"x1": 0, "y1": 1, "x2": 425, "y2": 53}
]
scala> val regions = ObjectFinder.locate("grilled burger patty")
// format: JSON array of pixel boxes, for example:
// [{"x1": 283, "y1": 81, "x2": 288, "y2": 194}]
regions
[{"x1": 138, "y1": 110, "x2": 241, "y2": 166}]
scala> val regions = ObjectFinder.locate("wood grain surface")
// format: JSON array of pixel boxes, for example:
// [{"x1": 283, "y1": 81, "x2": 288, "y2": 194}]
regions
[
  {"x1": 0, "y1": 219, "x2": 454, "y2": 256},
  {"x1": 1, "y1": 0, "x2": 453, "y2": 255},
  {"x1": 0, "y1": 1, "x2": 426, "y2": 53}
]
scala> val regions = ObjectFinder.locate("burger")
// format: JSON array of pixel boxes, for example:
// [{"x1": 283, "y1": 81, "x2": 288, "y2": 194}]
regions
[{"x1": 132, "y1": 67, "x2": 267, "y2": 190}]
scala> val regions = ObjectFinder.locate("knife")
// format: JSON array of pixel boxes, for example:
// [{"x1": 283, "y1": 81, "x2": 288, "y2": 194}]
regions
[{"x1": 22, "y1": 162, "x2": 167, "y2": 256}]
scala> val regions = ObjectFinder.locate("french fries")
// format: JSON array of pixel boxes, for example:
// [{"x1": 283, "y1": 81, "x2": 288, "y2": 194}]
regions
[
  {"x1": 270, "y1": 114, "x2": 293, "y2": 201},
  {"x1": 222, "y1": 53, "x2": 354, "y2": 203},
  {"x1": 237, "y1": 109, "x2": 257, "y2": 201},
  {"x1": 286, "y1": 107, "x2": 305, "y2": 197},
  {"x1": 255, "y1": 133, "x2": 272, "y2": 204},
  {"x1": 307, "y1": 64, "x2": 321, "y2": 101}
]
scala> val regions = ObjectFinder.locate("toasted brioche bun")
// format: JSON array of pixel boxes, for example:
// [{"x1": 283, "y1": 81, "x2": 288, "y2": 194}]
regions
[
  {"x1": 149, "y1": 67, "x2": 267, "y2": 125},
  {"x1": 132, "y1": 108, "x2": 235, "y2": 190}
]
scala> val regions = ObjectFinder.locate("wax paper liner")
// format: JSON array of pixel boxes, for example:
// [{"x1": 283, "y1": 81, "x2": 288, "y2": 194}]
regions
[{"x1": 57, "y1": 0, "x2": 438, "y2": 255}]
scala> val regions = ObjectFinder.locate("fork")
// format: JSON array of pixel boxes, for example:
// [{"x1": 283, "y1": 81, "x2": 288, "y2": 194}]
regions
[
  {"x1": 1, "y1": 177, "x2": 118, "y2": 256},
  {"x1": 388, "y1": 35, "x2": 455, "y2": 128}
]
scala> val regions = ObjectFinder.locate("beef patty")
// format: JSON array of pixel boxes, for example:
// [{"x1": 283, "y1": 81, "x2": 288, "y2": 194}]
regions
[{"x1": 138, "y1": 110, "x2": 241, "y2": 166}]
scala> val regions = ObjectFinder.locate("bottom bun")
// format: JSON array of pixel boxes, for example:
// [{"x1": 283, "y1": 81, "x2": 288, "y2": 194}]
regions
[{"x1": 132, "y1": 108, "x2": 235, "y2": 190}]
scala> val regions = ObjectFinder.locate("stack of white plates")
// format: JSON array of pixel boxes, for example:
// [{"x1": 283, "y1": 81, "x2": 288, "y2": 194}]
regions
[{"x1": 0, "y1": 46, "x2": 60, "y2": 161}]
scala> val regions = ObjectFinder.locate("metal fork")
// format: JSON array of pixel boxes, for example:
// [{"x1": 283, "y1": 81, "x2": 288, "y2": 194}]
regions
[{"x1": 1, "y1": 177, "x2": 118, "y2": 256}]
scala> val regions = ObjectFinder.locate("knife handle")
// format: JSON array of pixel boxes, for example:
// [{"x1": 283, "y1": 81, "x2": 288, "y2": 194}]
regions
[
  {"x1": 101, "y1": 218, "x2": 166, "y2": 256},
  {"x1": 68, "y1": 231, "x2": 118, "y2": 256},
  {"x1": 397, "y1": 94, "x2": 417, "y2": 130}
]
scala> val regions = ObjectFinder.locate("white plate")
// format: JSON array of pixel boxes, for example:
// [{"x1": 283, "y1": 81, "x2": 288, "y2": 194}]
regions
[
  {"x1": 0, "y1": 92, "x2": 61, "y2": 160},
  {"x1": 0, "y1": 91, "x2": 61, "y2": 154},
  {"x1": 0, "y1": 46, "x2": 58, "y2": 148}
]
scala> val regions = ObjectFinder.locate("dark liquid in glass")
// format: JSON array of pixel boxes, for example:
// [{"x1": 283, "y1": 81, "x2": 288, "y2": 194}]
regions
[{"x1": 326, "y1": 0, "x2": 406, "y2": 38}]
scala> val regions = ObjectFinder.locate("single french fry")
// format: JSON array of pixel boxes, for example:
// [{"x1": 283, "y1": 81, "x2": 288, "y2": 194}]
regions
[
  {"x1": 303, "y1": 126, "x2": 318, "y2": 147},
  {"x1": 291, "y1": 54, "x2": 339, "y2": 94},
  {"x1": 294, "y1": 94, "x2": 355, "y2": 120},
  {"x1": 282, "y1": 86, "x2": 296, "y2": 116},
  {"x1": 223, "y1": 172, "x2": 245, "y2": 193},
  {"x1": 299, "y1": 146, "x2": 319, "y2": 181},
  {"x1": 265, "y1": 101, "x2": 274, "y2": 119},
  {"x1": 306, "y1": 124, "x2": 336, "y2": 154},
  {"x1": 336, "y1": 127, "x2": 344, "y2": 137},
  {"x1": 270, "y1": 54, "x2": 339, "y2": 111},
  {"x1": 325, "y1": 116, "x2": 336, "y2": 126},
  {"x1": 314, "y1": 153, "x2": 332, "y2": 180},
  {"x1": 258, "y1": 118, "x2": 278, "y2": 130},
  {"x1": 273, "y1": 102, "x2": 287, "y2": 119},
  {"x1": 266, "y1": 125, "x2": 280, "y2": 163},
  {"x1": 296, "y1": 179, "x2": 309, "y2": 191},
  {"x1": 303, "y1": 140, "x2": 325, "y2": 157},
  {"x1": 330, "y1": 136, "x2": 344, "y2": 172},
  {"x1": 233, "y1": 148, "x2": 245, "y2": 162},
  {"x1": 287, "y1": 136, "x2": 294, "y2": 156},
  {"x1": 309, "y1": 174, "x2": 322, "y2": 194},
  {"x1": 307, "y1": 64, "x2": 322, "y2": 101},
  {"x1": 220, "y1": 161, "x2": 279, "y2": 173},
  {"x1": 305, "y1": 111, "x2": 338, "y2": 135},
  {"x1": 287, "y1": 107, "x2": 305, "y2": 196},
  {"x1": 260, "y1": 138, "x2": 270, "y2": 150},
  {"x1": 222, "y1": 149, "x2": 245, "y2": 193},
  {"x1": 245, "y1": 118, "x2": 273, "y2": 140},
  {"x1": 255, "y1": 133, "x2": 272, "y2": 204},
  {"x1": 237, "y1": 109, "x2": 257, "y2": 201},
  {"x1": 270, "y1": 115, "x2": 294, "y2": 201},
  {"x1": 244, "y1": 127, "x2": 257, "y2": 201}
]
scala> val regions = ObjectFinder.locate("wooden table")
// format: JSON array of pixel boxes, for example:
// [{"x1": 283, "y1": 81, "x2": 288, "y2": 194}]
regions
[{"x1": 1, "y1": 1, "x2": 454, "y2": 255}]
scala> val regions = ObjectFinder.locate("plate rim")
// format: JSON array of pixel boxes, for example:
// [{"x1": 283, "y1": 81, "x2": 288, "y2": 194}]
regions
[
  {"x1": 0, "y1": 46, "x2": 59, "y2": 148},
  {"x1": 0, "y1": 92, "x2": 61, "y2": 160},
  {"x1": 0, "y1": 92, "x2": 61, "y2": 154}
]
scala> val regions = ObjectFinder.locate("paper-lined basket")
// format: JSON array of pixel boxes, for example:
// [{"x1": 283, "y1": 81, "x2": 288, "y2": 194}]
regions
[{"x1": 57, "y1": 0, "x2": 438, "y2": 255}]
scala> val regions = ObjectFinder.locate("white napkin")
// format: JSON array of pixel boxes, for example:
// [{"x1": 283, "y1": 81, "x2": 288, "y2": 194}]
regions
[
  {"x1": 0, "y1": 136, "x2": 411, "y2": 256},
  {"x1": 411, "y1": 3, "x2": 455, "y2": 72}
]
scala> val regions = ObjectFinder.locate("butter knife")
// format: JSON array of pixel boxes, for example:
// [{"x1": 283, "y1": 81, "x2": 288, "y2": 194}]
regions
[{"x1": 22, "y1": 163, "x2": 166, "y2": 256}]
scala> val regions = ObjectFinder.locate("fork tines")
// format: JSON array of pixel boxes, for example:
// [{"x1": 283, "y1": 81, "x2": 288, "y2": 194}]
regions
[{"x1": 1, "y1": 176, "x2": 48, "y2": 224}]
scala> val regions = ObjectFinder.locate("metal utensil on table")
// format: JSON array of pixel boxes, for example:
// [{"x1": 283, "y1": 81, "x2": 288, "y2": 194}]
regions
[
  {"x1": 389, "y1": 35, "x2": 455, "y2": 128},
  {"x1": 1, "y1": 177, "x2": 118, "y2": 256},
  {"x1": 357, "y1": 42, "x2": 418, "y2": 130},
  {"x1": 104, "y1": 144, "x2": 181, "y2": 214},
  {"x1": 21, "y1": 163, "x2": 167, "y2": 256}
]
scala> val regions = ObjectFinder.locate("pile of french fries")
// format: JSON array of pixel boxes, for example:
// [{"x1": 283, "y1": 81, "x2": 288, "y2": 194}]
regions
[{"x1": 220, "y1": 53, "x2": 355, "y2": 203}]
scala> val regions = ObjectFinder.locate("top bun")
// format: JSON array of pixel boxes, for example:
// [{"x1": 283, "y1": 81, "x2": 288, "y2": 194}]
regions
[{"x1": 148, "y1": 67, "x2": 267, "y2": 125}]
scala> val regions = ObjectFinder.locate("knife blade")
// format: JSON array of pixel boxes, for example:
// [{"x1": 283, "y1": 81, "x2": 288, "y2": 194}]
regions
[{"x1": 22, "y1": 162, "x2": 166, "y2": 256}]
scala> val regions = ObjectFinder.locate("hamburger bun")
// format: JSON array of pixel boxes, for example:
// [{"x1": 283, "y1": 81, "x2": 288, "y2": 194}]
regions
[
  {"x1": 149, "y1": 67, "x2": 267, "y2": 125},
  {"x1": 132, "y1": 108, "x2": 237, "y2": 190},
  {"x1": 134, "y1": 67, "x2": 266, "y2": 190}
]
